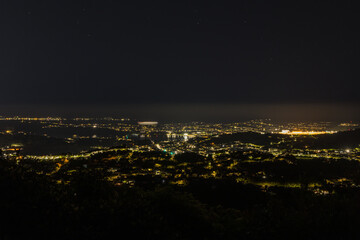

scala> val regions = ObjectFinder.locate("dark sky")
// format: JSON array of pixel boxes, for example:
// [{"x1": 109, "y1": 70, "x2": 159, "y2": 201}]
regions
[{"x1": 0, "y1": 0, "x2": 359, "y2": 105}]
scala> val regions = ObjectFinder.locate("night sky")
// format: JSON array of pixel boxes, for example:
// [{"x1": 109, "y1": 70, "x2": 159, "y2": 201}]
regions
[{"x1": 0, "y1": 0, "x2": 359, "y2": 107}]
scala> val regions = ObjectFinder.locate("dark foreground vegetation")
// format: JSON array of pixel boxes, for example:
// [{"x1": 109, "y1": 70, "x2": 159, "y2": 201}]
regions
[{"x1": 2, "y1": 156, "x2": 360, "y2": 240}]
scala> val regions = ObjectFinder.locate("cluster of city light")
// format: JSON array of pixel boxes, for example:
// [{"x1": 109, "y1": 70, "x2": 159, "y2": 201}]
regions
[
  {"x1": 138, "y1": 121, "x2": 159, "y2": 126},
  {"x1": 279, "y1": 130, "x2": 337, "y2": 135}
]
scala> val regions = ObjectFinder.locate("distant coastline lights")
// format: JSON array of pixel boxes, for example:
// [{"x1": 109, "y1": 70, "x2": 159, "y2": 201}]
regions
[{"x1": 279, "y1": 130, "x2": 337, "y2": 135}]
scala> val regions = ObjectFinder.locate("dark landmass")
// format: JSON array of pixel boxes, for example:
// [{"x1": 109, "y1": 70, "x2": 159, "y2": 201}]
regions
[
  {"x1": 205, "y1": 129, "x2": 360, "y2": 149},
  {"x1": 1, "y1": 147, "x2": 360, "y2": 239},
  {"x1": 203, "y1": 131, "x2": 280, "y2": 146},
  {"x1": 293, "y1": 129, "x2": 360, "y2": 149}
]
